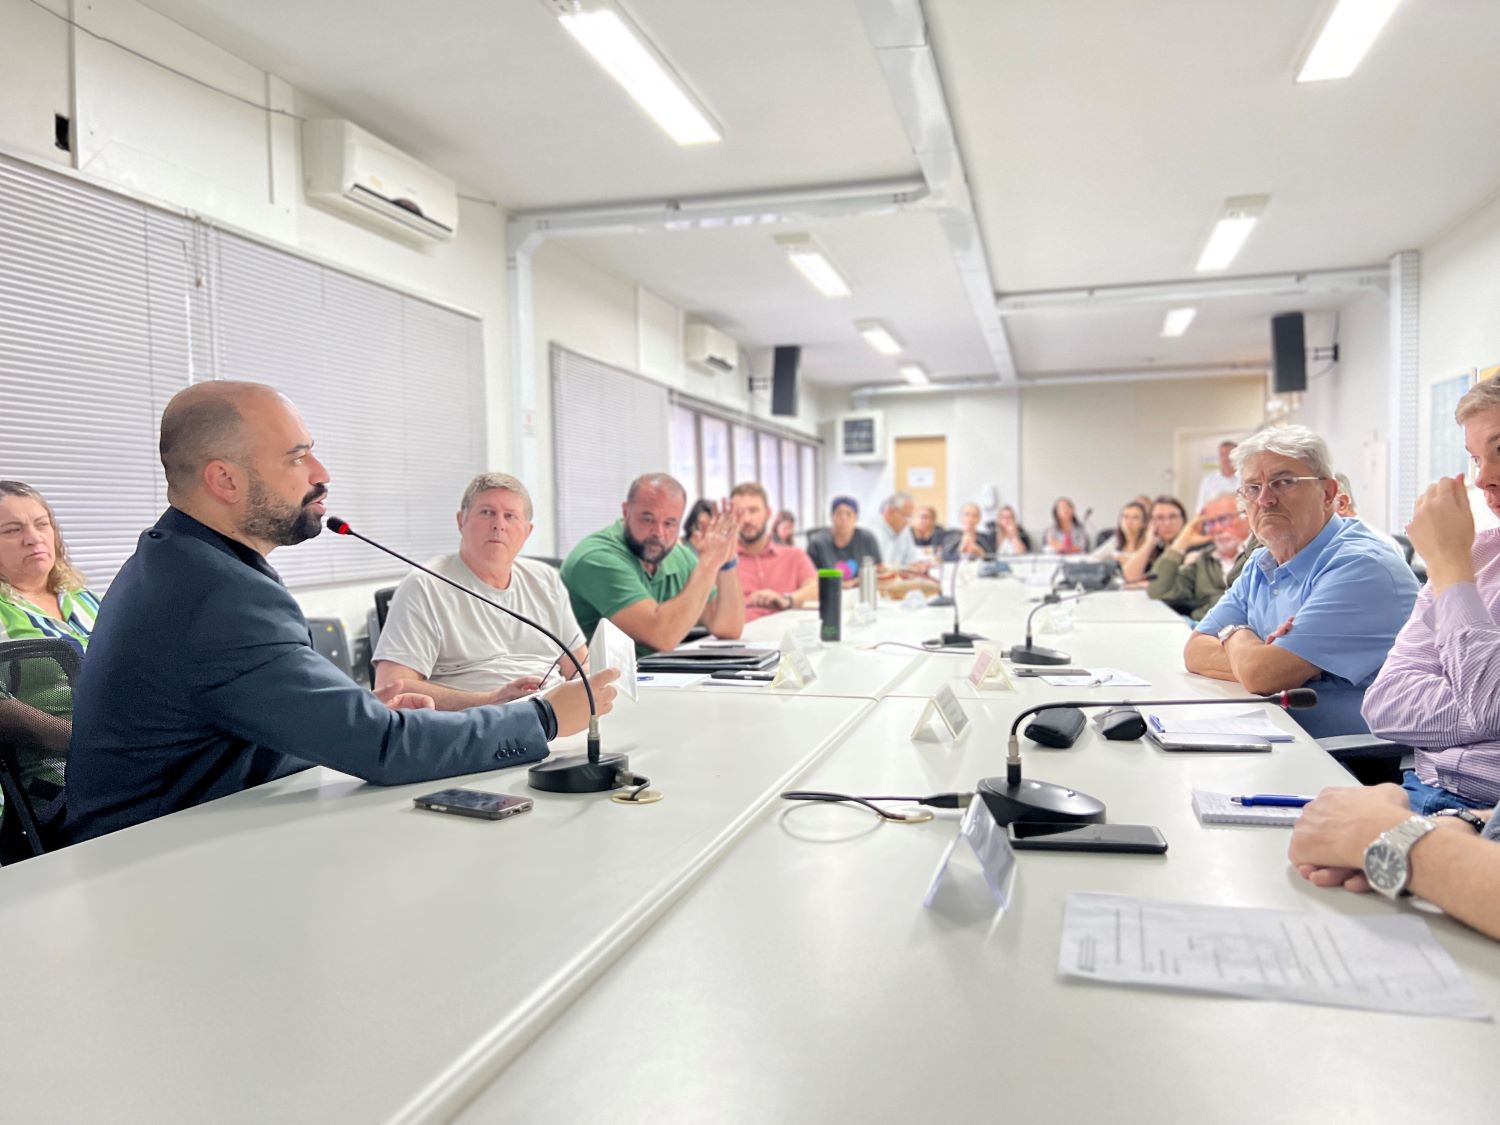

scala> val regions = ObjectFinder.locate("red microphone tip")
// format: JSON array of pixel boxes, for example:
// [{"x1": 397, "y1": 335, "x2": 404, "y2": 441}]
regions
[{"x1": 326, "y1": 516, "x2": 350, "y2": 535}]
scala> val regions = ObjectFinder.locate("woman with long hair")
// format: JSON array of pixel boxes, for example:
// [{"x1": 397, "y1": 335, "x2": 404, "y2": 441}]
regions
[{"x1": 1042, "y1": 497, "x2": 1088, "y2": 555}]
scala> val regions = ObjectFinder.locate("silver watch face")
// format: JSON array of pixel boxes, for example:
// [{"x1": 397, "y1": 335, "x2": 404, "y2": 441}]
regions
[{"x1": 1365, "y1": 840, "x2": 1408, "y2": 895}]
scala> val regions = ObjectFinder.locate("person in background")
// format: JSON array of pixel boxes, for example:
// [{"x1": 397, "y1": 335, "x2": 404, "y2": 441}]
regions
[
  {"x1": 911, "y1": 506, "x2": 942, "y2": 550},
  {"x1": 771, "y1": 509, "x2": 797, "y2": 547},
  {"x1": 0, "y1": 481, "x2": 101, "y2": 697},
  {"x1": 1287, "y1": 782, "x2": 1500, "y2": 940},
  {"x1": 1120, "y1": 496, "x2": 1187, "y2": 583},
  {"x1": 1196, "y1": 439, "x2": 1239, "y2": 512},
  {"x1": 805, "y1": 496, "x2": 882, "y2": 576},
  {"x1": 1042, "y1": 497, "x2": 1088, "y2": 555},
  {"x1": 1090, "y1": 501, "x2": 1149, "y2": 562},
  {"x1": 731, "y1": 483, "x2": 818, "y2": 620},
  {"x1": 941, "y1": 502, "x2": 995, "y2": 560},
  {"x1": 872, "y1": 492, "x2": 922, "y2": 569},
  {"x1": 561, "y1": 474, "x2": 744, "y2": 656},
  {"x1": 1146, "y1": 492, "x2": 1254, "y2": 620},
  {"x1": 684, "y1": 498, "x2": 716, "y2": 552},
  {"x1": 1360, "y1": 377, "x2": 1500, "y2": 814},
  {"x1": 1333, "y1": 473, "x2": 1404, "y2": 558},
  {"x1": 374, "y1": 472, "x2": 587, "y2": 711},
  {"x1": 993, "y1": 505, "x2": 1032, "y2": 556},
  {"x1": 66, "y1": 381, "x2": 618, "y2": 844},
  {"x1": 1185, "y1": 425, "x2": 1418, "y2": 738}
]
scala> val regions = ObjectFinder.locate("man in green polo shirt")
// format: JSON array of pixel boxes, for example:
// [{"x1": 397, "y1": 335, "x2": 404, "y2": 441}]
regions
[{"x1": 561, "y1": 473, "x2": 745, "y2": 655}]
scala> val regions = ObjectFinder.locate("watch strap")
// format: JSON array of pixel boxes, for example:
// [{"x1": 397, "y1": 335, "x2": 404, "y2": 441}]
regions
[{"x1": 1433, "y1": 807, "x2": 1487, "y2": 833}]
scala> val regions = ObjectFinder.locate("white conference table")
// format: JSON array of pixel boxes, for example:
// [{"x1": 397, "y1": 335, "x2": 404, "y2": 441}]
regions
[
  {"x1": 6, "y1": 581, "x2": 1497, "y2": 1123},
  {"x1": 459, "y1": 635, "x2": 1500, "y2": 1124}
]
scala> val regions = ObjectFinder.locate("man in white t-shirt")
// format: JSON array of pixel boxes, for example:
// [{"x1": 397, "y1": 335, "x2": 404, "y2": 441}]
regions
[
  {"x1": 1196, "y1": 440, "x2": 1239, "y2": 512},
  {"x1": 1334, "y1": 472, "x2": 1406, "y2": 560},
  {"x1": 374, "y1": 473, "x2": 588, "y2": 710}
]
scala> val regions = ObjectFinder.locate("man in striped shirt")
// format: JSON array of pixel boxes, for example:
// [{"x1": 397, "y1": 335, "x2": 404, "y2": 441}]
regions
[{"x1": 1362, "y1": 377, "x2": 1500, "y2": 813}]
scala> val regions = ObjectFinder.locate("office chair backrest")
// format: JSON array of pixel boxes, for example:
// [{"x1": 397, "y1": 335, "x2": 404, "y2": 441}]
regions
[
  {"x1": 374, "y1": 586, "x2": 397, "y2": 630},
  {"x1": 0, "y1": 637, "x2": 80, "y2": 863},
  {"x1": 1392, "y1": 533, "x2": 1416, "y2": 566},
  {"x1": 306, "y1": 617, "x2": 354, "y2": 681}
]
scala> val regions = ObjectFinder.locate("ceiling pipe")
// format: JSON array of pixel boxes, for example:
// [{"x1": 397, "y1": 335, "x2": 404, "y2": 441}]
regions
[
  {"x1": 853, "y1": 0, "x2": 1017, "y2": 383},
  {"x1": 996, "y1": 265, "x2": 1387, "y2": 313},
  {"x1": 850, "y1": 362, "x2": 1266, "y2": 399}
]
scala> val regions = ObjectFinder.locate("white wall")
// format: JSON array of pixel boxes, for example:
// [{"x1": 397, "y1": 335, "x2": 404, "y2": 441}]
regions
[
  {"x1": 0, "y1": 0, "x2": 514, "y2": 641},
  {"x1": 819, "y1": 389, "x2": 1022, "y2": 531},
  {"x1": 1019, "y1": 376, "x2": 1265, "y2": 539},
  {"x1": 525, "y1": 239, "x2": 821, "y2": 554},
  {"x1": 1287, "y1": 292, "x2": 1393, "y2": 529}
]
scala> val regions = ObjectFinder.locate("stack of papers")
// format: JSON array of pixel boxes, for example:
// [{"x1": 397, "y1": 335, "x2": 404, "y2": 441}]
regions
[{"x1": 1146, "y1": 704, "x2": 1293, "y2": 742}]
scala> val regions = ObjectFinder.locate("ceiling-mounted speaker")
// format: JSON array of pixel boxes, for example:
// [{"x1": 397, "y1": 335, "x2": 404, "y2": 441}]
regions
[
  {"x1": 1271, "y1": 312, "x2": 1306, "y2": 393},
  {"x1": 772, "y1": 345, "x2": 800, "y2": 416}
]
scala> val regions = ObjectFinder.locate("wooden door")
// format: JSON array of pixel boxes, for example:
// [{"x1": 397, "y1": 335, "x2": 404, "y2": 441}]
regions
[{"x1": 894, "y1": 435, "x2": 948, "y2": 522}]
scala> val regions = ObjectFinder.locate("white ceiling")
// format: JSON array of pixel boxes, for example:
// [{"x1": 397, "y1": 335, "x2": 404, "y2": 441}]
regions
[{"x1": 140, "y1": 0, "x2": 1500, "y2": 390}]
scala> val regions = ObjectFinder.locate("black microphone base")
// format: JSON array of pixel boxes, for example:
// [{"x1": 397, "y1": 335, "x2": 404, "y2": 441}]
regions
[
  {"x1": 1008, "y1": 643, "x2": 1071, "y2": 666},
  {"x1": 977, "y1": 776, "x2": 1105, "y2": 826},
  {"x1": 928, "y1": 629, "x2": 983, "y2": 649},
  {"x1": 528, "y1": 752, "x2": 630, "y2": 794}
]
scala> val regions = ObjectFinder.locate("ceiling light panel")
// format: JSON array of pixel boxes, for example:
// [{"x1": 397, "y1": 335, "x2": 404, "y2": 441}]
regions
[
  {"x1": 775, "y1": 233, "x2": 852, "y2": 298},
  {"x1": 554, "y1": 2, "x2": 722, "y2": 146},
  {"x1": 1297, "y1": 0, "x2": 1401, "y2": 83},
  {"x1": 855, "y1": 319, "x2": 903, "y2": 355},
  {"x1": 1160, "y1": 307, "x2": 1197, "y2": 337},
  {"x1": 899, "y1": 363, "x2": 930, "y2": 386},
  {"x1": 1195, "y1": 195, "x2": 1269, "y2": 273}
]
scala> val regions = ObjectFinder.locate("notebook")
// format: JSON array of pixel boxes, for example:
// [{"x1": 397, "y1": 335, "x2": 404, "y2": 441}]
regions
[
  {"x1": 1148, "y1": 705, "x2": 1294, "y2": 742},
  {"x1": 1191, "y1": 789, "x2": 1303, "y2": 827}
]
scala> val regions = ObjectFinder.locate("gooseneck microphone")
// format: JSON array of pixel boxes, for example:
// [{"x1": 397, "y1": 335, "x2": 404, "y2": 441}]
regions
[
  {"x1": 326, "y1": 516, "x2": 627, "y2": 795},
  {"x1": 977, "y1": 688, "x2": 1319, "y2": 826},
  {"x1": 1008, "y1": 589, "x2": 1087, "y2": 665},
  {"x1": 926, "y1": 557, "x2": 985, "y2": 649}
]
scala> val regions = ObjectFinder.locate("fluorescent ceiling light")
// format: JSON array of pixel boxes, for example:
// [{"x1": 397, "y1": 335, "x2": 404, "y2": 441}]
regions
[
  {"x1": 775, "y1": 233, "x2": 852, "y2": 298},
  {"x1": 855, "y1": 319, "x2": 903, "y2": 356},
  {"x1": 1195, "y1": 195, "x2": 1269, "y2": 273},
  {"x1": 1297, "y1": 0, "x2": 1401, "y2": 83},
  {"x1": 899, "y1": 363, "x2": 930, "y2": 387},
  {"x1": 556, "y1": 4, "x2": 722, "y2": 146},
  {"x1": 1160, "y1": 307, "x2": 1197, "y2": 337}
]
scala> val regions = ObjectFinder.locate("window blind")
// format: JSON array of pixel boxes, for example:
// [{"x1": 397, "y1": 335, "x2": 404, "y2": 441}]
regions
[
  {"x1": 551, "y1": 344, "x2": 670, "y2": 555},
  {"x1": 0, "y1": 151, "x2": 486, "y2": 591}
]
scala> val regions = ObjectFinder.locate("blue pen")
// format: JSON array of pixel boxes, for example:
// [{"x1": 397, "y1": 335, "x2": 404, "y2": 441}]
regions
[
  {"x1": 637, "y1": 675, "x2": 654, "y2": 682},
  {"x1": 1231, "y1": 794, "x2": 1314, "y2": 808},
  {"x1": 1147, "y1": 714, "x2": 1166, "y2": 734}
]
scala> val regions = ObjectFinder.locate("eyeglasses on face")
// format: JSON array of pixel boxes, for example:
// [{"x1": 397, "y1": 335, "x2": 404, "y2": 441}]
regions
[
  {"x1": 1237, "y1": 475, "x2": 1324, "y2": 504},
  {"x1": 1201, "y1": 514, "x2": 1236, "y2": 531}
]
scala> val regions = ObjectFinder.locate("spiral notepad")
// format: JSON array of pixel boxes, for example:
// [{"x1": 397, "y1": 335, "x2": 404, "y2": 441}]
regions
[{"x1": 1191, "y1": 789, "x2": 1303, "y2": 827}]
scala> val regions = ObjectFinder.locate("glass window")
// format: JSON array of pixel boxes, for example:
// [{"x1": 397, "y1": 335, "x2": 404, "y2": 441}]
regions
[
  {"x1": 732, "y1": 424, "x2": 758, "y2": 485},
  {"x1": 758, "y1": 432, "x2": 781, "y2": 509},
  {"x1": 780, "y1": 439, "x2": 799, "y2": 524},
  {"x1": 670, "y1": 405, "x2": 699, "y2": 497},
  {"x1": 700, "y1": 415, "x2": 731, "y2": 502},
  {"x1": 801, "y1": 444, "x2": 818, "y2": 528}
]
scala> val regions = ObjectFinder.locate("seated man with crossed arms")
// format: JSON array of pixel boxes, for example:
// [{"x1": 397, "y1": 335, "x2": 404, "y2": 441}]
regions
[
  {"x1": 374, "y1": 473, "x2": 587, "y2": 711},
  {"x1": 1185, "y1": 425, "x2": 1417, "y2": 738}
]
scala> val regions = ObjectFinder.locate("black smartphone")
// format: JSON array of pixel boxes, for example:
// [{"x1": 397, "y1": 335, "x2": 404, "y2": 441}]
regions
[
  {"x1": 1012, "y1": 667, "x2": 1091, "y2": 677},
  {"x1": 1007, "y1": 821, "x2": 1167, "y2": 854},
  {"x1": 710, "y1": 669, "x2": 776, "y2": 681},
  {"x1": 413, "y1": 789, "x2": 533, "y2": 821}
]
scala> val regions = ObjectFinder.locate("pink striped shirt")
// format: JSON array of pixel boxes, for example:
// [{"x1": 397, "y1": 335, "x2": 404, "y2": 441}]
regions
[{"x1": 1361, "y1": 527, "x2": 1500, "y2": 804}]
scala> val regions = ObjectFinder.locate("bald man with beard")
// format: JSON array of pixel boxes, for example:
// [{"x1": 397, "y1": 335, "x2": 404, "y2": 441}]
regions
[{"x1": 65, "y1": 381, "x2": 616, "y2": 843}]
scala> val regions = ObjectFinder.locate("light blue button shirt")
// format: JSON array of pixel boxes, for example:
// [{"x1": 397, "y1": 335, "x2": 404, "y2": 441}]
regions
[{"x1": 1196, "y1": 516, "x2": 1418, "y2": 738}]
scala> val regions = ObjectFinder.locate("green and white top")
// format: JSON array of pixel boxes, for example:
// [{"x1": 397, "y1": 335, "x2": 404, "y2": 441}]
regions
[{"x1": 0, "y1": 586, "x2": 100, "y2": 713}]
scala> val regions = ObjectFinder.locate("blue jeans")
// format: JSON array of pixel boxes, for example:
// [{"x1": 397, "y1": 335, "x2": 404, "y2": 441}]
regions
[{"x1": 1402, "y1": 771, "x2": 1492, "y2": 814}]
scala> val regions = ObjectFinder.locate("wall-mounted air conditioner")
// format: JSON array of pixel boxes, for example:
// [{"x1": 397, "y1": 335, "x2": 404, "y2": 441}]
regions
[
  {"x1": 838, "y1": 411, "x2": 885, "y2": 463},
  {"x1": 685, "y1": 320, "x2": 739, "y2": 375},
  {"x1": 302, "y1": 119, "x2": 458, "y2": 242}
]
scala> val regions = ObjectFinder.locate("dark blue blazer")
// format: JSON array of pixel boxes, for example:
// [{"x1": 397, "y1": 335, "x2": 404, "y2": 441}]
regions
[{"x1": 65, "y1": 508, "x2": 548, "y2": 842}]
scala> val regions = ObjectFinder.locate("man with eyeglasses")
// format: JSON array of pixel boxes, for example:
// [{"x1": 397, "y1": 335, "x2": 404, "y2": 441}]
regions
[
  {"x1": 1185, "y1": 425, "x2": 1418, "y2": 737},
  {"x1": 1146, "y1": 491, "x2": 1254, "y2": 619}
]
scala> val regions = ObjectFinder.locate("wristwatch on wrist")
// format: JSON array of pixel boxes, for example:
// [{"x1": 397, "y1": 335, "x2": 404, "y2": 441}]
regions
[
  {"x1": 1432, "y1": 807, "x2": 1487, "y2": 833},
  {"x1": 1363, "y1": 816, "x2": 1438, "y2": 899},
  {"x1": 719, "y1": 557, "x2": 738, "y2": 572},
  {"x1": 1217, "y1": 623, "x2": 1252, "y2": 646}
]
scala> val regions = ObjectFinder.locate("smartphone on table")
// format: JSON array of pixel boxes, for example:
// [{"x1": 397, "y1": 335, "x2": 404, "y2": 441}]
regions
[
  {"x1": 413, "y1": 789, "x2": 533, "y2": 821},
  {"x1": 1006, "y1": 821, "x2": 1167, "y2": 854}
]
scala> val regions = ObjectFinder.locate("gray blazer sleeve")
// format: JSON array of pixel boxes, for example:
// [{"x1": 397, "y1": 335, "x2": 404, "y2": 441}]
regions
[{"x1": 191, "y1": 587, "x2": 548, "y2": 785}]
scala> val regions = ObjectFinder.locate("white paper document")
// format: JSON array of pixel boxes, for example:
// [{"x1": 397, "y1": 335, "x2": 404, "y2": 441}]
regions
[
  {"x1": 1038, "y1": 667, "x2": 1150, "y2": 688},
  {"x1": 590, "y1": 617, "x2": 639, "y2": 702},
  {"x1": 1147, "y1": 704, "x2": 1293, "y2": 742},
  {"x1": 1058, "y1": 892, "x2": 1490, "y2": 1021}
]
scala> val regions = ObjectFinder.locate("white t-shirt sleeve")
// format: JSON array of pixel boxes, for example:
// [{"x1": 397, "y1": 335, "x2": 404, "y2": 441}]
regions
[
  {"x1": 372, "y1": 572, "x2": 442, "y2": 675},
  {"x1": 546, "y1": 564, "x2": 584, "y2": 649}
]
